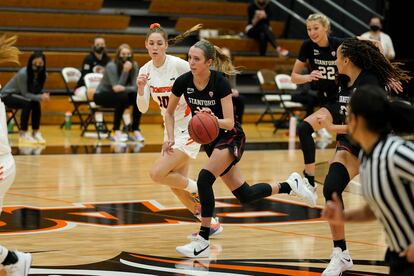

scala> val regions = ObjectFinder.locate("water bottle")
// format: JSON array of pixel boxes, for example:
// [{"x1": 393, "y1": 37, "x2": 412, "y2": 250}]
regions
[
  {"x1": 289, "y1": 116, "x2": 297, "y2": 138},
  {"x1": 7, "y1": 118, "x2": 14, "y2": 133},
  {"x1": 64, "y1": 111, "x2": 72, "y2": 130}
]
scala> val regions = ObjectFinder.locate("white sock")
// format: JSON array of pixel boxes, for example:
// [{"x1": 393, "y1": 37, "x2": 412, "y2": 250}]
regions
[{"x1": 184, "y1": 179, "x2": 197, "y2": 193}]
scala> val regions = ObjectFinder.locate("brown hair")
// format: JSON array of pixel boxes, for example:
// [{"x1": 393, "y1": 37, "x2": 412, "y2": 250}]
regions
[
  {"x1": 193, "y1": 40, "x2": 240, "y2": 76},
  {"x1": 145, "y1": 23, "x2": 203, "y2": 46},
  {"x1": 0, "y1": 35, "x2": 20, "y2": 65}
]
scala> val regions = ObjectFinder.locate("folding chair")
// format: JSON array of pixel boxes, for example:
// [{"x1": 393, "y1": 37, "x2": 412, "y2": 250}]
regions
[
  {"x1": 273, "y1": 74, "x2": 304, "y2": 132},
  {"x1": 6, "y1": 107, "x2": 20, "y2": 133},
  {"x1": 255, "y1": 69, "x2": 279, "y2": 125},
  {"x1": 60, "y1": 67, "x2": 89, "y2": 129},
  {"x1": 81, "y1": 73, "x2": 114, "y2": 139}
]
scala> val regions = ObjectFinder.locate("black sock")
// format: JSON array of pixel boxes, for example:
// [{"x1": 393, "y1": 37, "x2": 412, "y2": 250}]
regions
[
  {"x1": 303, "y1": 170, "x2": 315, "y2": 187},
  {"x1": 1, "y1": 251, "x2": 18, "y2": 265},
  {"x1": 278, "y1": 182, "x2": 292, "y2": 194},
  {"x1": 333, "y1": 239, "x2": 347, "y2": 251},
  {"x1": 199, "y1": 226, "x2": 210, "y2": 240}
]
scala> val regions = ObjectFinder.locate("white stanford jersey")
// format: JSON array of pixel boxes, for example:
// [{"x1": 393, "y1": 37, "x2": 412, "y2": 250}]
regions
[{"x1": 137, "y1": 55, "x2": 191, "y2": 131}]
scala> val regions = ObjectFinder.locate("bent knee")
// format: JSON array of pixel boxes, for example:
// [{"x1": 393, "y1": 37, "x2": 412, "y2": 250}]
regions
[{"x1": 149, "y1": 168, "x2": 166, "y2": 183}]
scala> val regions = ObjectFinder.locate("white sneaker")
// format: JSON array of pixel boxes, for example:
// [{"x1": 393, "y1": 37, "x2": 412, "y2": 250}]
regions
[
  {"x1": 19, "y1": 132, "x2": 37, "y2": 144},
  {"x1": 3, "y1": 251, "x2": 32, "y2": 276},
  {"x1": 318, "y1": 128, "x2": 332, "y2": 140},
  {"x1": 303, "y1": 177, "x2": 318, "y2": 203},
  {"x1": 110, "y1": 131, "x2": 128, "y2": 143},
  {"x1": 132, "y1": 130, "x2": 145, "y2": 142},
  {"x1": 176, "y1": 235, "x2": 210, "y2": 258},
  {"x1": 322, "y1": 248, "x2": 353, "y2": 276},
  {"x1": 33, "y1": 132, "x2": 46, "y2": 144},
  {"x1": 286, "y1": 172, "x2": 317, "y2": 207}
]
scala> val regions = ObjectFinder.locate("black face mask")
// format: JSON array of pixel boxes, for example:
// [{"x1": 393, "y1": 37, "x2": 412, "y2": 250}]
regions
[
  {"x1": 370, "y1": 25, "x2": 381, "y2": 32},
  {"x1": 120, "y1": 56, "x2": 132, "y2": 63},
  {"x1": 94, "y1": 46, "x2": 105, "y2": 54},
  {"x1": 32, "y1": 65, "x2": 42, "y2": 72}
]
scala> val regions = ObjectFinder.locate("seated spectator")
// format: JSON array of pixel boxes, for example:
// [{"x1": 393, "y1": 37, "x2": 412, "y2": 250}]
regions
[
  {"x1": 0, "y1": 51, "x2": 49, "y2": 144},
  {"x1": 360, "y1": 16, "x2": 395, "y2": 60},
  {"x1": 74, "y1": 36, "x2": 111, "y2": 101},
  {"x1": 245, "y1": 0, "x2": 288, "y2": 56},
  {"x1": 87, "y1": 44, "x2": 144, "y2": 142},
  {"x1": 221, "y1": 47, "x2": 245, "y2": 124}
]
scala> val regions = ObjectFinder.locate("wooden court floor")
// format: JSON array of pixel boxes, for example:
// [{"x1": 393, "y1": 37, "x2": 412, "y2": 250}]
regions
[{"x1": 1, "y1": 124, "x2": 389, "y2": 275}]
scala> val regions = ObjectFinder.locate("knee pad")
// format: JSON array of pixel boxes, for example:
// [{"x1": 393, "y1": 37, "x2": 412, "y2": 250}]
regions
[
  {"x1": 323, "y1": 162, "x2": 350, "y2": 205},
  {"x1": 297, "y1": 121, "x2": 316, "y2": 164},
  {"x1": 197, "y1": 169, "x2": 216, "y2": 217},
  {"x1": 232, "y1": 182, "x2": 272, "y2": 205}
]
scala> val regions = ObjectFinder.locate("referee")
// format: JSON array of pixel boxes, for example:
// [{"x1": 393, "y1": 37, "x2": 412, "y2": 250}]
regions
[{"x1": 322, "y1": 85, "x2": 414, "y2": 275}]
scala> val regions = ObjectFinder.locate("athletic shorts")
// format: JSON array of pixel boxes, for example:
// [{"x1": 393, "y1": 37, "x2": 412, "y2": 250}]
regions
[
  {"x1": 164, "y1": 127, "x2": 200, "y2": 159},
  {"x1": 203, "y1": 122, "x2": 246, "y2": 176},
  {"x1": 322, "y1": 100, "x2": 342, "y2": 125},
  {"x1": 336, "y1": 134, "x2": 361, "y2": 157}
]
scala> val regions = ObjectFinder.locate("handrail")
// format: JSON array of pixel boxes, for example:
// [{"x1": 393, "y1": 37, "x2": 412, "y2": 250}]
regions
[
  {"x1": 321, "y1": 0, "x2": 369, "y2": 29},
  {"x1": 349, "y1": 0, "x2": 384, "y2": 19},
  {"x1": 270, "y1": 0, "x2": 306, "y2": 24},
  {"x1": 294, "y1": 0, "x2": 355, "y2": 36}
]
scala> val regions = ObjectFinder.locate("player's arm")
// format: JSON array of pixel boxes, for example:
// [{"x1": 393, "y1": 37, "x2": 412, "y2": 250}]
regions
[
  {"x1": 219, "y1": 94, "x2": 235, "y2": 130},
  {"x1": 291, "y1": 60, "x2": 321, "y2": 84}
]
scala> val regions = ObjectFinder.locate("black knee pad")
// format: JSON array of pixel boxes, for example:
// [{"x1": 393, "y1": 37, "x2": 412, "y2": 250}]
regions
[
  {"x1": 323, "y1": 162, "x2": 350, "y2": 206},
  {"x1": 297, "y1": 121, "x2": 315, "y2": 164},
  {"x1": 197, "y1": 169, "x2": 216, "y2": 217},
  {"x1": 232, "y1": 182, "x2": 272, "y2": 205}
]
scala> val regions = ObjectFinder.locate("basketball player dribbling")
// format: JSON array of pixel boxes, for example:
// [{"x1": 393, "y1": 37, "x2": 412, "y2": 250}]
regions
[
  {"x1": 0, "y1": 34, "x2": 32, "y2": 276},
  {"x1": 164, "y1": 40, "x2": 317, "y2": 258},
  {"x1": 136, "y1": 23, "x2": 222, "y2": 236}
]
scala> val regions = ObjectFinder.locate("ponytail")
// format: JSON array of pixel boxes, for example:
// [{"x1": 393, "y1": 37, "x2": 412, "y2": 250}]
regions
[
  {"x1": 0, "y1": 35, "x2": 20, "y2": 65},
  {"x1": 350, "y1": 85, "x2": 414, "y2": 134},
  {"x1": 146, "y1": 23, "x2": 202, "y2": 46}
]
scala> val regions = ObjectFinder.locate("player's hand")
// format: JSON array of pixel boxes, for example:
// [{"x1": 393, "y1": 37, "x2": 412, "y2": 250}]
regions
[
  {"x1": 387, "y1": 79, "x2": 403, "y2": 94},
  {"x1": 316, "y1": 114, "x2": 331, "y2": 130},
  {"x1": 113, "y1": 85, "x2": 125, "y2": 93},
  {"x1": 137, "y1": 73, "x2": 149, "y2": 88},
  {"x1": 161, "y1": 140, "x2": 174, "y2": 156},
  {"x1": 197, "y1": 107, "x2": 214, "y2": 115},
  {"x1": 0, "y1": 165, "x2": 3, "y2": 181},
  {"x1": 308, "y1": 70, "x2": 323, "y2": 82},
  {"x1": 400, "y1": 243, "x2": 414, "y2": 263},
  {"x1": 322, "y1": 193, "x2": 345, "y2": 225}
]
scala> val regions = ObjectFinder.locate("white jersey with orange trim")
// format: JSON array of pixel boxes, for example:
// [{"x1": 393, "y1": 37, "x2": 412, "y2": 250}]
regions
[
  {"x1": 137, "y1": 55, "x2": 200, "y2": 158},
  {"x1": 137, "y1": 55, "x2": 191, "y2": 132}
]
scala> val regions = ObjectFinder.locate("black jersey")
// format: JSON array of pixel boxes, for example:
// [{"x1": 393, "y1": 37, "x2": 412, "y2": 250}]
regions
[
  {"x1": 172, "y1": 70, "x2": 232, "y2": 119},
  {"x1": 298, "y1": 36, "x2": 343, "y2": 100},
  {"x1": 337, "y1": 71, "x2": 381, "y2": 124}
]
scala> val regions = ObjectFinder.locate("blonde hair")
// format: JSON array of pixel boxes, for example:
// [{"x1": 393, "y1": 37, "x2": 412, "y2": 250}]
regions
[
  {"x1": 0, "y1": 35, "x2": 20, "y2": 65},
  {"x1": 306, "y1": 13, "x2": 331, "y2": 33},
  {"x1": 146, "y1": 23, "x2": 203, "y2": 46},
  {"x1": 193, "y1": 40, "x2": 240, "y2": 76}
]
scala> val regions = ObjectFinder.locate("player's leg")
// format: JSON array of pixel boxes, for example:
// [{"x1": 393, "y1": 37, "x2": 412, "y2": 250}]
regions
[
  {"x1": 322, "y1": 149, "x2": 359, "y2": 276},
  {"x1": 298, "y1": 107, "x2": 333, "y2": 187}
]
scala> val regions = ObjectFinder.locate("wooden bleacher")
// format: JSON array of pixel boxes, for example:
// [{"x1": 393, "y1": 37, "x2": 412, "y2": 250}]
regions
[
  {"x1": 0, "y1": 0, "x2": 302, "y2": 125},
  {"x1": 149, "y1": 0, "x2": 247, "y2": 17},
  {"x1": 0, "y1": 11, "x2": 129, "y2": 29},
  {"x1": 0, "y1": 0, "x2": 103, "y2": 10}
]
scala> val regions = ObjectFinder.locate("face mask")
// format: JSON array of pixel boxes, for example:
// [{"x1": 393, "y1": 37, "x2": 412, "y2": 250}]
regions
[
  {"x1": 94, "y1": 46, "x2": 105, "y2": 54},
  {"x1": 120, "y1": 56, "x2": 132, "y2": 63},
  {"x1": 370, "y1": 25, "x2": 381, "y2": 32},
  {"x1": 32, "y1": 65, "x2": 42, "y2": 72}
]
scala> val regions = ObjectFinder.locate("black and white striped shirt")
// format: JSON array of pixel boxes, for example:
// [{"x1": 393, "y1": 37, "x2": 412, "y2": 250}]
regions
[{"x1": 359, "y1": 135, "x2": 414, "y2": 253}]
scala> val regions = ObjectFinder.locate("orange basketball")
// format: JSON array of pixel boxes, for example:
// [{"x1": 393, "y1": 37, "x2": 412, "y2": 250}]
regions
[{"x1": 188, "y1": 112, "x2": 219, "y2": 144}]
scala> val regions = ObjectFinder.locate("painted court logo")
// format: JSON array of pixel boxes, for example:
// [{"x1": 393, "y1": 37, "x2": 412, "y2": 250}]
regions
[
  {"x1": 28, "y1": 251, "x2": 388, "y2": 275},
  {"x1": 0, "y1": 197, "x2": 321, "y2": 234}
]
